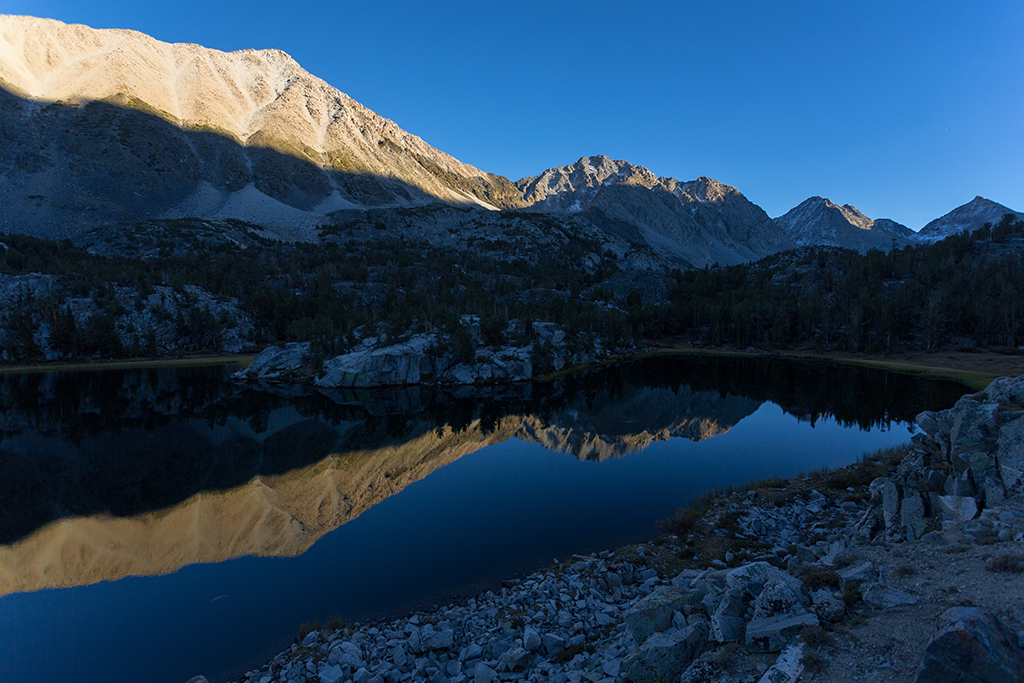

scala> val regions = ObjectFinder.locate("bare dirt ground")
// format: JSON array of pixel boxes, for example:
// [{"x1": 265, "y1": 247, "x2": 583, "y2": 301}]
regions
[{"x1": 815, "y1": 505, "x2": 1024, "y2": 682}]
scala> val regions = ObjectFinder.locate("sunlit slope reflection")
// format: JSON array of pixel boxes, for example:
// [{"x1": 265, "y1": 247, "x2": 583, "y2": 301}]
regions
[{"x1": 0, "y1": 384, "x2": 760, "y2": 596}]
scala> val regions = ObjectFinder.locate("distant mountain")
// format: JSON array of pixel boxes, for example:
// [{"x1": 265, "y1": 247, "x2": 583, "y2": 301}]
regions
[
  {"x1": 0, "y1": 15, "x2": 522, "y2": 239},
  {"x1": 516, "y1": 155, "x2": 794, "y2": 267},
  {"x1": 774, "y1": 197, "x2": 919, "y2": 252},
  {"x1": 917, "y1": 196, "x2": 1024, "y2": 243},
  {"x1": 0, "y1": 15, "x2": 1014, "y2": 268}
]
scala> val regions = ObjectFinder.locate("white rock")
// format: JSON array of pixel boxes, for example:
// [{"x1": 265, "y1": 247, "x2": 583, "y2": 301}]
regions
[
  {"x1": 756, "y1": 642, "x2": 805, "y2": 683},
  {"x1": 937, "y1": 495, "x2": 979, "y2": 523}
]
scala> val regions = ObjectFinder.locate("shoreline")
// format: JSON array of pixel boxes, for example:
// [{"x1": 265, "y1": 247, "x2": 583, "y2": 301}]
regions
[
  {"x1": 3, "y1": 345, "x2": 1019, "y2": 392},
  {"x1": 0, "y1": 354, "x2": 255, "y2": 374},
  {"x1": 637, "y1": 344, "x2": 1024, "y2": 390},
  {"x1": 222, "y1": 372, "x2": 1024, "y2": 683},
  {"x1": 228, "y1": 442, "x2": 1024, "y2": 683}
]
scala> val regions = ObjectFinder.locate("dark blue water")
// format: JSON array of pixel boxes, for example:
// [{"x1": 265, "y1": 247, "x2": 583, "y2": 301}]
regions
[{"x1": 0, "y1": 357, "x2": 969, "y2": 683}]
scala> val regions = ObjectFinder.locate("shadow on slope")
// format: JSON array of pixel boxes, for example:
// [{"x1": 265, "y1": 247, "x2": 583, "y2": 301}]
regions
[{"x1": 0, "y1": 86, "x2": 519, "y2": 239}]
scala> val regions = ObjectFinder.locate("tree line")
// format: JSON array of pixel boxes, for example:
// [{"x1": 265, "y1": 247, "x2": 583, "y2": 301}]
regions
[{"x1": 1, "y1": 214, "x2": 1021, "y2": 362}]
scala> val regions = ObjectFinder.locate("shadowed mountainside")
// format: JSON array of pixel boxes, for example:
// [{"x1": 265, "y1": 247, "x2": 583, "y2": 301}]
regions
[
  {"x1": 516, "y1": 156, "x2": 794, "y2": 267},
  {"x1": 0, "y1": 85, "x2": 514, "y2": 241},
  {"x1": 0, "y1": 15, "x2": 523, "y2": 238}
]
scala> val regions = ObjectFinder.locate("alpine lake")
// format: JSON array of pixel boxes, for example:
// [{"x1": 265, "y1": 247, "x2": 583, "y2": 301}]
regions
[{"x1": 0, "y1": 355, "x2": 971, "y2": 683}]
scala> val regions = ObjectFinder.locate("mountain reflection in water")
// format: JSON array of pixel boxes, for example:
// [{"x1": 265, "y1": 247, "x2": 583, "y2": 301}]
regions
[{"x1": 0, "y1": 356, "x2": 968, "y2": 597}]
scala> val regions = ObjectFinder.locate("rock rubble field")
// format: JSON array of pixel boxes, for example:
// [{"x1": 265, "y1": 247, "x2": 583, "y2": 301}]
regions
[{"x1": 199, "y1": 375, "x2": 1024, "y2": 683}]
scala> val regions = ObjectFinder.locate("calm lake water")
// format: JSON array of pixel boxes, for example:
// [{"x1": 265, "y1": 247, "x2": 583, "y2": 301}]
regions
[{"x1": 0, "y1": 356, "x2": 969, "y2": 683}]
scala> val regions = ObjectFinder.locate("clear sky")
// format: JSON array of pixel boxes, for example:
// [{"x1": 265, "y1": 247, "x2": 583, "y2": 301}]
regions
[{"x1": 8, "y1": 0, "x2": 1024, "y2": 228}]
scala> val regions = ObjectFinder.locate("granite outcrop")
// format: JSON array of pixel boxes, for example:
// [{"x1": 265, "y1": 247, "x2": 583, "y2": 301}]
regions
[{"x1": 239, "y1": 318, "x2": 613, "y2": 388}]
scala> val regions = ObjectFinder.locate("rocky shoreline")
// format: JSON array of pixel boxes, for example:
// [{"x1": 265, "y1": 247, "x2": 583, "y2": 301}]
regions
[
  {"x1": 201, "y1": 375, "x2": 1024, "y2": 683},
  {"x1": 236, "y1": 318, "x2": 632, "y2": 389}
]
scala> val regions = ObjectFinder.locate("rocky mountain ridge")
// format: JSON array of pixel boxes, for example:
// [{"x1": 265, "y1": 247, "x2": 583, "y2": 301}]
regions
[
  {"x1": 0, "y1": 15, "x2": 522, "y2": 239},
  {"x1": 516, "y1": 156, "x2": 794, "y2": 266},
  {"x1": 1, "y1": 15, "x2": 1021, "y2": 263},
  {"x1": 773, "y1": 196, "x2": 919, "y2": 252},
  {"x1": 918, "y1": 196, "x2": 1024, "y2": 243}
]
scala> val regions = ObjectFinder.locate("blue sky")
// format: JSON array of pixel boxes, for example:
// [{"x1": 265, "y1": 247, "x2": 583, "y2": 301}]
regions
[{"x1": 8, "y1": 0, "x2": 1024, "y2": 228}]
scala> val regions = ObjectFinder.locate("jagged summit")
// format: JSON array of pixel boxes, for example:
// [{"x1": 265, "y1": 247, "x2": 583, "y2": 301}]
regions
[
  {"x1": 0, "y1": 15, "x2": 523, "y2": 238},
  {"x1": 774, "y1": 196, "x2": 918, "y2": 252},
  {"x1": 0, "y1": 15, "x2": 1013, "y2": 264},
  {"x1": 515, "y1": 155, "x2": 733, "y2": 212},
  {"x1": 515, "y1": 156, "x2": 794, "y2": 267},
  {"x1": 918, "y1": 196, "x2": 1024, "y2": 242},
  {"x1": 516, "y1": 155, "x2": 659, "y2": 211}
]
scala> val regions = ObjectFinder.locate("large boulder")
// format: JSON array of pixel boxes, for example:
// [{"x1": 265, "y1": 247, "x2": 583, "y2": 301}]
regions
[
  {"x1": 710, "y1": 587, "x2": 747, "y2": 643},
  {"x1": 869, "y1": 477, "x2": 901, "y2": 529},
  {"x1": 622, "y1": 623, "x2": 709, "y2": 683},
  {"x1": 901, "y1": 493, "x2": 928, "y2": 540},
  {"x1": 745, "y1": 612, "x2": 818, "y2": 652},
  {"x1": 725, "y1": 562, "x2": 804, "y2": 598},
  {"x1": 914, "y1": 607, "x2": 1024, "y2": 683},
  {"x1": 624, "y1": 586, "x2": 705, "y2": 644},
  {"x1": 316, "y1": 335, "x2": 437, "y2": 388},
  {"x1": 862, "y1": 585, "x2": 918, "y2": 608},
  {"x1": 936, "y1": 495, "x2": 978, "y2": 523},
  {"x1": 998, "y1": 417, "x2": 1024, "y2": 494},
  {"x1": 241, "y1": 341, "x2": 311, "y2": 379}
]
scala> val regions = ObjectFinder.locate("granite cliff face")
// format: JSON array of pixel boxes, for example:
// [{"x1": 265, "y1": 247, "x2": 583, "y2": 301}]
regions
[
  {"x1": 918, "y1": 196, "x2": 1024, "y2": 243},
  {"x1": 0, "y1": 15, "x2": 522, "y2": 238},
  {"x1": 774, "y1": 197, "x2": 919, "y2": 252},
  {"x1": 516, "y1": 156, "x2": 794, "y2": 267}
]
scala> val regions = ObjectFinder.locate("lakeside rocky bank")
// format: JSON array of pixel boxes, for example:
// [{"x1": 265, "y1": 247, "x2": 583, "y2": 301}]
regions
[
  {"x1": 235, "y1": 317, "x2": 633, "y2": 389},
  {"x1": 205, "y1": 374, "x2": 1024, "y2": 683}
]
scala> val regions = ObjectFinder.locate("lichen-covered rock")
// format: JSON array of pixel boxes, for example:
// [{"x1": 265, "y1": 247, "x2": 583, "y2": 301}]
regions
[
  {"x1": 624, "y1": 586, "x2": 705, "y2": 644},
  {"x1": 622, "y1": 623, "x2": 709, "y2": 683},
  {"x1": 725, "y1": 562, "x2": 804, "y2": 599},
  {"x1": 756, "y1": 643, "x2": 804, "y2": 683},
  {"x1": 914, "y1": 607, "x2": 1024, "y2": 683},
  {"x1": 810, "y1": 588, "x2": 845, "y2": 623},
  {"x1": 751, "y1": 580, "x2": 806, "y2": 621},
  {"x1": 679, "y1": 651, "x2": 732, "y2": 683}
]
